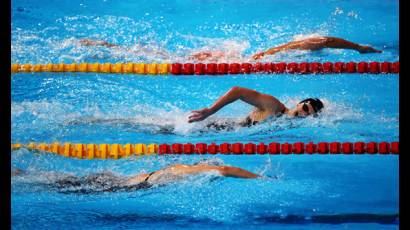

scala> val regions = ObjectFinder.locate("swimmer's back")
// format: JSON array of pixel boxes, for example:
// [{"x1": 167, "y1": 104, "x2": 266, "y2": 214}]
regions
[{"x1": 54, "y1": 172, "x2": 151, "y2": 194}]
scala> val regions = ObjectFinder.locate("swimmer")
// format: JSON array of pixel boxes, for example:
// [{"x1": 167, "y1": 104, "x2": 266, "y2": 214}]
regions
[
  {"x1": 188, "y1": 86, "x2": 324, "y2": 127},
  {"x1": 81, "y1": 36, "x2": 381, "y2": 61},
  {"x1": 192, "y1": 36, "x2": 382, "y2": 61},
  {"x1": 79, "y1": 39, "x2": 172, "y2": 59},
  {"x1": 251, "y1": 36, "x2": 382, "y2": 60},
  {"x1": 79, "y1": 38, "x2": 232, "y2": 61},
  {"x1": 79, "y1": 36, "x2": 381, "y2": 62},
  {"x1": 79, "y1": 39, "x2": 119, "y2": 48},
  {"x1": 11, "y1": 161, "x2": 261, "y2": 193}
]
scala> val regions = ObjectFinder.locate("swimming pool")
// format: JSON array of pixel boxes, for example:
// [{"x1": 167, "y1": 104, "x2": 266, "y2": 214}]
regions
[{"x1": 11, "y1": 0, "x2": 399, "y2": 229}]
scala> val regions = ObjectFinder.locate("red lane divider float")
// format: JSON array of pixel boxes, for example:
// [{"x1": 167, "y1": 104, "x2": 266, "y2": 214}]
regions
[
  {"x1": 170, "y1": 61, "x2": 399, "y2": 75},
  {"x1": 158, "y1": 141, "x2": 399, "y2": 155}
]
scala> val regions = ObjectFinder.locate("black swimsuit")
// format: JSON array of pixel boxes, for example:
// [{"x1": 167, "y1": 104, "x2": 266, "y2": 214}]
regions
[
  {"x1": 133, "y1": 171, "x2": 155, "y2": 189},
  {"x1": 206, "y1": 107, "x2": 286, "y2": 130},
  {"x1": 54, "y1": 171, "x2": 155, "y2": 194}
]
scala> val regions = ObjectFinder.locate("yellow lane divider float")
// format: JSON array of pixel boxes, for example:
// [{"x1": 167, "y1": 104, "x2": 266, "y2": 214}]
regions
[
  {"x1": 11, "y1": 63, "x2": 170, "y2": 75},
  {"x1": 11, "y1": 143, "x2": 158, "y2": 159}
]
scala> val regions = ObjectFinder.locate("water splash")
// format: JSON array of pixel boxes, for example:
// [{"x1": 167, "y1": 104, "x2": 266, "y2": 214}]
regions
[
  {"x1": 11, "y1": 95, "x2": 397, "y2": 144},
  {"x1": 12, "y1": 10, "x2": 397, "y2": 64}
]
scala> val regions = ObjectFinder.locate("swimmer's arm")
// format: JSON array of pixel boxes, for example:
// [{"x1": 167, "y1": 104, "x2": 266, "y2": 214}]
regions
[
  {"x1": 217, "y1": 166, "x2": 261, "y2": 179},
  {"x1": 253, "y1": 36, "x2": 381, "y2": 59},
  {"x1": 318, "y1": 37, "x2": 382, "y2": 53},
  {"x1": 253, "y1": 38, "x2": 326, "y2": 59},
  {"x1": 189, "y1": 87, "x2": 280, "y2": 122},
  {"x1": 252, "y1": 41, "x2": 307, "y2": 59}
]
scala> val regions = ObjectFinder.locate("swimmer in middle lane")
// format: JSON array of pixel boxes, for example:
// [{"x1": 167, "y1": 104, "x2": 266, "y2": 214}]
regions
[{"x1": 189, "y1": 86, "x2": 324, "y2": 129}]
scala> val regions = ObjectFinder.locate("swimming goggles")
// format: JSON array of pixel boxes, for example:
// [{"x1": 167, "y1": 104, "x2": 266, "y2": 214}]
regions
[{"x1": 302, "y1": 102, "x2": 310, "y2": 113}]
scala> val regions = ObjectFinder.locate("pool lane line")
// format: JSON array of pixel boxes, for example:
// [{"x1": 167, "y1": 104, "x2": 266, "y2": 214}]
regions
[
  {"x1": 11, "y1": 141, "x2": 399, "y2": 159},
  {"x1": 11, "y1": 61, "x2": 399, "y2": 75}
]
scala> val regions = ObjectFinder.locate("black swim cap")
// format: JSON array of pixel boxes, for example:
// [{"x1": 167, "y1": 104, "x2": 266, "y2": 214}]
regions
[{"x1": 298, "y1": 98, "x2": 324, "y2": 113}]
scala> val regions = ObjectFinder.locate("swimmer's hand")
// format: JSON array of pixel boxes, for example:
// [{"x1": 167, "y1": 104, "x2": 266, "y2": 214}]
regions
[
  {"x1": 252, "y1": 52, "x2": 265, "y2": 60},
  {"x1": 188, "y1": 108, "x2": 213, "y2": 123},
  {"x1": 357, "y1": 45, "x2": 382, "y2": 54}
]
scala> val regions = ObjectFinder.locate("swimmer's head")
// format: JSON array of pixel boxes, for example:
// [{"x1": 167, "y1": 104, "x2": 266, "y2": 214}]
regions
[{"x1": 292, "y1": 98, "x2": 324, "y2": 117}]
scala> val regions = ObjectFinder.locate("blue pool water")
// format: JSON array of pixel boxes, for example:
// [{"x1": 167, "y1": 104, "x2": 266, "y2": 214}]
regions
[{"x1": 11, "y1": 0, "x2": 399, "y2": 229}]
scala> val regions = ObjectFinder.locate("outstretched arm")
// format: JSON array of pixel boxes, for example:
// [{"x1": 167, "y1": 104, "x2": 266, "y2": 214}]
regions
[
  {"x1": 252, "y1": 36, "x2": 382, "y2": 59},
  {"x1": 217, "y1": 166, "x2": 261, "y2": 178},
  {"x1": 188, "y1": 86, "x2": 281, "y2": 123}
]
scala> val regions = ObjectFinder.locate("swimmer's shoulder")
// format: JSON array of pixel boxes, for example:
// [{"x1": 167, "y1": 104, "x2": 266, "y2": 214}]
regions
[{"x1": 167, "y1": 164, "x2": 189, "y2": 169}]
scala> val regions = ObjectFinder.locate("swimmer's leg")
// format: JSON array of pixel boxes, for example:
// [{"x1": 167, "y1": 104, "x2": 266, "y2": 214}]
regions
[
  {"x1": 188, "y1": 52, "x2": 213, "y2": 61},
  {"x1": 217, "y1": 166, "x2": 261, "y2": 179},
  {"x1": 158, "y1": 126, "x2": 176, "y2": 134},
  {"x1": 79, "y1": 39, "x2": 119, "y2": 48},
  {"x1": 205, "y1": 122, "x2": 226, "y2": 131},
  {"x1": 55, "y1": 175, "x2": 82, "y2": 188},
  {"x1": 205, "y1": 120, "x2": 237, "y2": 131},
  {"x1": 11, "y1": 167, "x2": 25, "y2": 176},
  {"x1": 188, "y1": 51, "x2": 226, "y2": 62}
]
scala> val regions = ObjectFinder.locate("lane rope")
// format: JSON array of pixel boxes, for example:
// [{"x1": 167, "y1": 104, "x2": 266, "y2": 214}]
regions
[
  {"x1": 11, "y1": 61, "x2": 399, "y2": 75},
  {"x1": 11, "y1": 141, "x2": 399, "y2": 159}
]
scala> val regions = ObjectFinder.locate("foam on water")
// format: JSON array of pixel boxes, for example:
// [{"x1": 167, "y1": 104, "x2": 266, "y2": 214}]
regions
[
  {"x1": 11, "y1": 95, "x2": 397, "y2": 143},
  {"x1": 11, "y1": 8, "x2": 398, "y2": 64}
]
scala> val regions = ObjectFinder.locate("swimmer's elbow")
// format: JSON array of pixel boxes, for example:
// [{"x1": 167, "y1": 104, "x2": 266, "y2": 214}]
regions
[
  {"x1": 323, "y1": 36, "x2": 338, "y2": 46},
  {"x1": 230, "y1": 86, "x2": 250, "y2": 97},
  {"x1": 230, "y1": 86, "x2": 241, "y2": 92},
  {"x1": 229, "y1": 86, "x2": 243, "y2": 98},
  {"x1": 216, "y1": 166, "x2": 228, "y2": 175}
]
